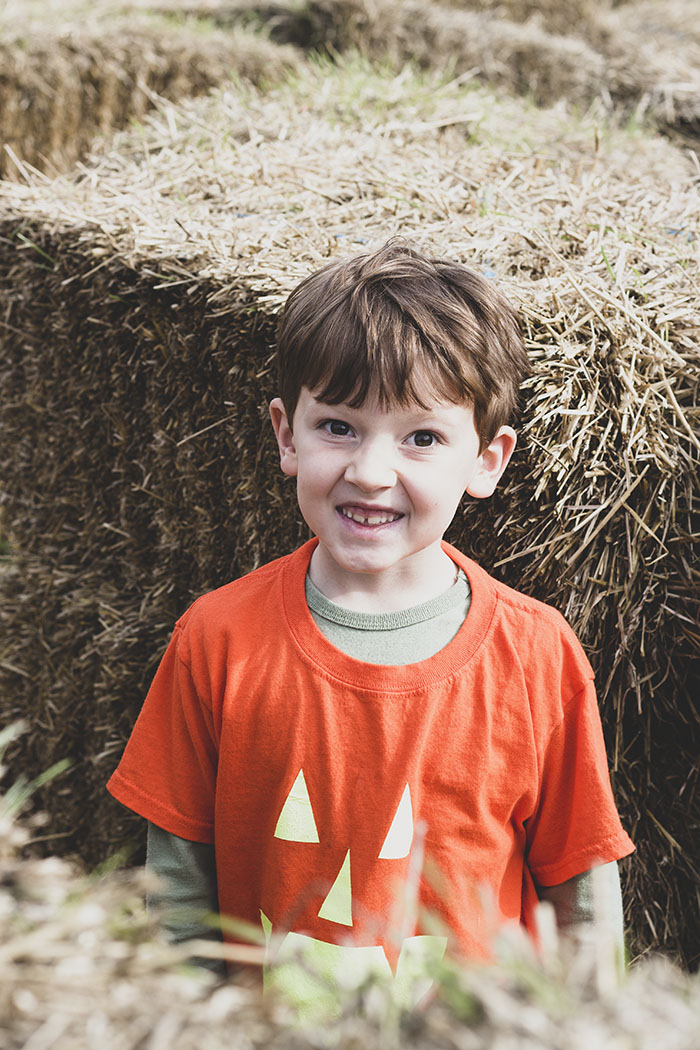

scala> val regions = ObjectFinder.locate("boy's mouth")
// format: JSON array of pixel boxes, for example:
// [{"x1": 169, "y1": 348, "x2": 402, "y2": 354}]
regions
[{"x1": 338, "y1": 506, "x2": 403, "y2": 527}]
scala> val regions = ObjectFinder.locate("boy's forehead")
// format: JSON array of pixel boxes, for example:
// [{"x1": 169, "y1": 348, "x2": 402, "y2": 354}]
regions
[{"x1": 301, "y1": 385, "x2": 473, "y2": 419}]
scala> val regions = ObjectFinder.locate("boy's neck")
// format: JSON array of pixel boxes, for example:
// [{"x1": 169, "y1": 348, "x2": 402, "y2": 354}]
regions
[{"x1": 307, "y1": 542, "x2": 458, "y2": 614}]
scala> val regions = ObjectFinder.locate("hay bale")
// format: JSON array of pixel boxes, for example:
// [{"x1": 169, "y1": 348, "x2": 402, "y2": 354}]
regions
[
  {"x1": 432, "y1": 0, "x2": 631, "y2": 38},
  {"x1": 0, "y1": 62, "x2": 698, "y2": 966},
  {"x1": 202, "y1": 0, "x2": 700, "y2": 141},
  {"x1": 17, "y1": 0, "x2": 691, "y2": 146},
  {"x1": 594, "y1": 0, "x2": 700, "y2": 140},
  {"x1": 0, "y1": 6, "x2": 301, "y2": 178},
  {"x1": 251, "y1": 0, "x2": 608, "y2": 107},
  {"x1": 318, "y1": 0, "x2": 700, "y2": 142}
]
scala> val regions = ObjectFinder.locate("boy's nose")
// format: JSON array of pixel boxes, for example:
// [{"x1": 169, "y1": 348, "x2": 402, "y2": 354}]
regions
[{"x1": 344, "y1": 441, "x2": 397, "y2": 491}]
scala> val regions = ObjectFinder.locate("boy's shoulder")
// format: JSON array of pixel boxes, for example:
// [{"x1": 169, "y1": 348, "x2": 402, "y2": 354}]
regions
[
  {"x1": 446, "y1": 544, "x2": 593, "y2": 680},
  {"x1": 165, "y1": 546, "x2": 311, "y2": 677},
  {"x1": 176, "y1": 545, "x2": 303, "y2": 632},
  {"x1": 485, "y1": 569, "x2": 571, "y2": 630},
  {"x1": 448, "y1": 545, "x2": 571, "y2": 625}
]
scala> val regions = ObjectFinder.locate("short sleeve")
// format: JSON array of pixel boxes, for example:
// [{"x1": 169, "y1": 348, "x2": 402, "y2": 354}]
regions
[
  {"x1": 107, "y1": 625, "x2": 218, "y2": 843},
  {"x1": 525, "y1": 682, "x2": 634, "y2": 886}
]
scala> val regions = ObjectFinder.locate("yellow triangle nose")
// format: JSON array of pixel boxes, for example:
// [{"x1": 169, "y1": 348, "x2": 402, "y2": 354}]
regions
[{"x1": 318, "y1": 849, "x2": 352, "y2": 926}]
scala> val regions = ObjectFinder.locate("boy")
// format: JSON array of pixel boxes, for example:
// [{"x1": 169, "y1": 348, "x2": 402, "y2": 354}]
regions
[{"x1": 108, "y1": 240, "x2": 634, "y2": 1012}]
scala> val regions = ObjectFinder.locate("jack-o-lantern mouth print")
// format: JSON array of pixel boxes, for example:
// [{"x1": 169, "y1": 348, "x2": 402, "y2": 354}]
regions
[{"x1": 260, "y1": 768, "x2": 446, "y2": 1017}]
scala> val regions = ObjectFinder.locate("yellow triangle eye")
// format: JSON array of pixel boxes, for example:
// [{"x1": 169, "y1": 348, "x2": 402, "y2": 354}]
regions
[
  {"x1": 274, "y1": 769, "x2": 320, "y2": 842},
  {"x1": 379, "y1": 784, "x2": 413, "y2": 859}
]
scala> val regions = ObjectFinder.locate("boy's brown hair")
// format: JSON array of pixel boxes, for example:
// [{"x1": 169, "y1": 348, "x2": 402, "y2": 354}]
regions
[{"x1": 275, "y1": 239, "x2": 529, "y2": 449}]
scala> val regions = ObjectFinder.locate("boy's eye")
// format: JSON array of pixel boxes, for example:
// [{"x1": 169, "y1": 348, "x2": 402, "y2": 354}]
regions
[
  {"x1": 322, "y1": 419, "x2": 352, "y2": 437},
  {"x1": 410, "y1": 430, "x2": 439, "y2": 447}
]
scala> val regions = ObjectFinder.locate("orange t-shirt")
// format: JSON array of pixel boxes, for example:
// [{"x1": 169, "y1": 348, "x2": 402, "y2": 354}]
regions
[{"x1": 108, "y1": 540, "x2": 633, "y2": 964}]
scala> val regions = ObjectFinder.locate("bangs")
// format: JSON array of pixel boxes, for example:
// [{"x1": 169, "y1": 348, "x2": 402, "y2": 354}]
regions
[
  {"x1": 275, "y1": 240, "x2": 528, "y2": 449},
  {"x1": 305, "y1": 314, "x2": 474, "y2": 414},
  {"x1": 285, "y1": 279, "x2": 482, "y2": 417}
]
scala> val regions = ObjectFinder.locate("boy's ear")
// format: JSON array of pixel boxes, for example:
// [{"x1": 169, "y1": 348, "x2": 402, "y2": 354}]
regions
[
  {"x1": 269, "y1": 397, "x2": 298, "y2": 477},
  {"x1": 466, "y1": 426, "x2": 517, "y2": 499}
]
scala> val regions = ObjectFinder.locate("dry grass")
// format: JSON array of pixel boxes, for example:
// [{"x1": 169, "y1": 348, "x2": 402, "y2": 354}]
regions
[
  {"x1": 139, "y1": 0, "x2": 700, "y2": 141},
  {"x1": 380, "y1": 0, "x2": 700, "y2": 137}
]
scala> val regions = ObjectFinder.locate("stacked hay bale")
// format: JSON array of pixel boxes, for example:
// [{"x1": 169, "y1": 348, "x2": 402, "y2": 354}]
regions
[
  {"x1": 3, "y1": 0, "x2": 697, "y2": 181},
  {"x1": 0, "y1": 0, "x2": 301, "y2": 178},
  {"x1": 0, "y1": 62, "x2": 698, "y2": 967}
]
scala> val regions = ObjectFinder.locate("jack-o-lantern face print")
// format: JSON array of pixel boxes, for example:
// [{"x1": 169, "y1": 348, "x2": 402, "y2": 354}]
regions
[{"x1": 260, "y1": 768, "x2": 446, "y2": 1017}]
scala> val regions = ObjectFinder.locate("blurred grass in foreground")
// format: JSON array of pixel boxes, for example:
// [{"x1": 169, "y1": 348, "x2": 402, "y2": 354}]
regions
[{"x1": 1, "y1": 724, "x2": 699, "y2": 1050}]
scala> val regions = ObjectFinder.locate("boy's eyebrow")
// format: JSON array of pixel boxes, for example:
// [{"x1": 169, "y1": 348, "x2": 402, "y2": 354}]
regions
[{"x1": 308, "y1": 394, "x2": 469, "y2": 426}]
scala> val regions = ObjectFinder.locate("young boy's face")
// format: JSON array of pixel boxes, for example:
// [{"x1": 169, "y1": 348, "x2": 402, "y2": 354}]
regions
[{"x1": 270, "y1": 386, "x2": 515, "y2": 606}]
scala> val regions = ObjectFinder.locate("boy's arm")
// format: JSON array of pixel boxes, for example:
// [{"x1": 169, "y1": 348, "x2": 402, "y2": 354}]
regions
[
  {"x1": 146, "y1": 822, "x2": 225, "y2": 975},
  {"x1": 537, "y1": 860, "x2": 625, "y2": 957}
]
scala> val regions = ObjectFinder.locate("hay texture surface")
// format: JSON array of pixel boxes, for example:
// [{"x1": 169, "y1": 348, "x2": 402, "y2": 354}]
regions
[{"x1": 0, "y1": 62, "x2": 698, "y2": 966}]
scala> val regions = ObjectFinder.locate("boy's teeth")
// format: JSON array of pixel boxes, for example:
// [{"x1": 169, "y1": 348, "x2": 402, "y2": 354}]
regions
[{"x1": 341, "y1": 508, "x2": 400, "y2": 525}]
